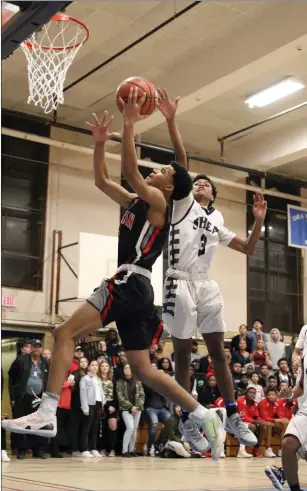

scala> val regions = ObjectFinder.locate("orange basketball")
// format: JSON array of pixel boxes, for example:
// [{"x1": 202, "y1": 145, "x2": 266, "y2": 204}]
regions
[{"x1": 116, "y1": 76, "x2": 157, "y2": 116}]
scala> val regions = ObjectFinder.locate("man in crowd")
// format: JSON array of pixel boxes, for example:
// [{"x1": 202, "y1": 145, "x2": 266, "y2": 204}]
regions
[
  {"x1": 69, "y1": 345, "x2": 84, "y2": 373},
  {"x1": 264, "y1": 376, "x2": 278, "y2": 395},
  {"x1": 251, "y1": 319, "x2": 267, "y2": 351},
  {"x1": 232, "y1": 362, "x2": 243, "y2": 389},
  {"x1": 267, "y1": 329, "x2": 286, "y2": 371},
  {"x1": 8, "y1": 340, "x2": 49, "y2": 459},
  {"x1": 275, "y1": 358, "x2": 294, "y2": 388},
  {"x1": 258, "y1": 364, "x2": 269, "y2": 388},
  {"x1": 191, "y1": 340, "x2": 201, "y2": 362},
  {"x1": 258, "y1": 388, "x2": 289, "y2": 457}
]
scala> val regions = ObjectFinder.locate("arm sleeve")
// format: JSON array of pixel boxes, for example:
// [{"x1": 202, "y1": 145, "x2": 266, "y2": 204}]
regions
[{"x1": 172, "y1": 192, "x2": 194, "y2": 224}]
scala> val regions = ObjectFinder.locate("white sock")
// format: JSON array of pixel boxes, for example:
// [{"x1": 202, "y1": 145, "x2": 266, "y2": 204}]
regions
[
  {"x1": 239, "y1": 444, "x2": 246, "y2": 452},
  {"x1": 189, "y1": 404, "x2": 207, "y2": 421},
  {"x1": 39, "y1": 392, "x2": 59, "y2": 415}
]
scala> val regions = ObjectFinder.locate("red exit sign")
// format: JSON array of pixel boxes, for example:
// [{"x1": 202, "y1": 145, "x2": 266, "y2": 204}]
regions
[{"x1": 2, "y1": 295, "x2": 16, "y2": 309}]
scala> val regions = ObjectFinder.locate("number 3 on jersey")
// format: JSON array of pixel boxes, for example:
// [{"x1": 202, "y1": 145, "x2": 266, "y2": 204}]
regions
[{"x1": 198, "y1": 233, "x2": 207, "y2": 256}]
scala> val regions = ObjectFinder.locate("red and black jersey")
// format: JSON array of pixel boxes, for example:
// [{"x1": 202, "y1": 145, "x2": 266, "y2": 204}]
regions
[{"x1": 118, "y1": 198, "x2": 171, "y2": 272}]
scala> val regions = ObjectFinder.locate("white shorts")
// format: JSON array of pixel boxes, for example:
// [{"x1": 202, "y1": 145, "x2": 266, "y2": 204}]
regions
[
  {"x1": 162, "y1": 276, "x2": 226, "y2": 339},
  {"x1": 284, "y1": 409, "x2": 307, "y2": 459}
]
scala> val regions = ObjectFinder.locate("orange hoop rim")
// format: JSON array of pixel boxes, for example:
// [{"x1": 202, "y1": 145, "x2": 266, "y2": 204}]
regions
[{"x1": 24, "y1": 12, "x2": 90, "y2": 51}]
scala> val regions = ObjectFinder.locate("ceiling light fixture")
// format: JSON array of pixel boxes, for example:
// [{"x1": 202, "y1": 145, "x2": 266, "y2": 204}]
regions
[{"x1": 245, "y1": 77, "x2": 305, "y2": 109}]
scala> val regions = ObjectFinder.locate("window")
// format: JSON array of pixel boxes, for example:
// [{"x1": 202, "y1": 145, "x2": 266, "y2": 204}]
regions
[
  {"x1": 2, "y1": 112, "x2": 49, "y2": 290},
  {"x1": 247, "y1": 176, "x2": 303, "y2": 334}
]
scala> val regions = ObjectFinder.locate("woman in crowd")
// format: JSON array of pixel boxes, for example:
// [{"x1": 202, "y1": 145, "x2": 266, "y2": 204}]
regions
[
  {"x1": 197, "y1": 374, "x2": 221, "y2": 408},
  {"x1": 98, "y1": 361, "x2": 117, "y2": 457},
  {"x1": 80, "y1": 360, "x2": 105, "y2": 458},
  {"x1": 251, "y1": 339, "x2": 272, "y2": 370},
  {"x1": 68, "y1": 357, "x2": 88, "y2": 456},
  {"x1": 248, "y1": 372, "x2": 265, "y2": 402},
  {"x1": 231, "y1": 324, "x2": 253, "y2": 353},
  {"x1": 224, "y1": 347, "x2": 232, "y2": 368},
  {"x1": 231, "y1": 339, "x2": 251, "y2": 366},
  {"x1": 105, "y1": 329, "x2": 122, "y2": 367},
  {"x1": 116, "y1": 364, "x2": 145, "y2": 457},
  {"x1": 157, "y1": 357, "x2": 173, "y2": 374}
]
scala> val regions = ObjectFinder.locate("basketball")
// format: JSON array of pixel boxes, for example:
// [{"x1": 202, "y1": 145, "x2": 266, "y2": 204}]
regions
[{"x1": 116, "y1": 76, "x2": 157, "y2": 116}]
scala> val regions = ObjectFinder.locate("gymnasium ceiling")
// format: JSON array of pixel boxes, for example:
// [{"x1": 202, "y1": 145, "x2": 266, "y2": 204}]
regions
[{"x1": 2, "y1": 0, "x2": 307, "y2": 182}]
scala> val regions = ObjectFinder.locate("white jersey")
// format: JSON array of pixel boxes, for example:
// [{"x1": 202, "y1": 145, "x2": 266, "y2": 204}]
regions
[{"x1": 168, "y1": 193, "x2": 235, "y2": 275}]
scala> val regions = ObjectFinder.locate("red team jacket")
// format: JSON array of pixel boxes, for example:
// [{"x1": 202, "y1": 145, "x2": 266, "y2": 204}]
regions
[
  {"x1": 277, "y1": 398, "x2": 297, "y2": 420},
  {"x1": 236, "y1": 396, "x2": 261, "y2": 423},
  {"x1": 258, "y1": 397, "x2": 285, "y2": 422}
]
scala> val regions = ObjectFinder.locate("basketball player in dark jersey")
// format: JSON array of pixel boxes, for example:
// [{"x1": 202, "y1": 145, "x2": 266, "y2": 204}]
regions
[{"x1": 3, "y1": 87, "x2": 224, "y2": 456}]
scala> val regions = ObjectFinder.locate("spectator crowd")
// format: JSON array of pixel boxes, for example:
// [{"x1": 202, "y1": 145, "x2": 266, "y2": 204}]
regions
[{"x1": 1, "y1": 320, "x2": 300, "y2": 462}]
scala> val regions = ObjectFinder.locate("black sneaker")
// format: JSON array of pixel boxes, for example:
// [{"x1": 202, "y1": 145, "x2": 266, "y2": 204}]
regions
[
  {"x1": 32, "y1": 451, "x2": 48, "y2": 459},
  {"x1": 17, "y1": 451, "x2": 26, "y2": 460}
]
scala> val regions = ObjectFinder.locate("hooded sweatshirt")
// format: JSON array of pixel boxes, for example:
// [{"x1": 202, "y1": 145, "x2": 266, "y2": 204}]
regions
[{"x1": 266, "y1": 329, "x2": 286, "y2": 370}]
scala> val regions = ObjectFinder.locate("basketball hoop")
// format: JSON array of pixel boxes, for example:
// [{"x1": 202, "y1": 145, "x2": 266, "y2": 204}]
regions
[{"x1": 21, "y1": 12, "x2": 89, "y2": 114}]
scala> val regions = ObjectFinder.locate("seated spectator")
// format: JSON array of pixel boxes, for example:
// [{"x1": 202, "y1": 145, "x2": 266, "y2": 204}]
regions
[
  {"x1": 116, "y1": 364, "x2": 144, "y2": 457},
  {"x1": 237, "y1": 386, "x2": 271, "y2": 458},
  {"x1": 251, "y1": 319, "x2": 267, "y2": 351},
  {"x1": 156, "y1": 339, "x2": 167, "y2": 360},
  {"x1": 191, "y1": 340, "x2": 201, "y2": 362},
  {"x1": 149, "y1": 345, "x2": 158, "y2": 364},
  {"x1": 244, "y1": 363, "x2": 255, "y2": 379},
  {"x1": 258, "y1": 364, "x2": 269, "y2": 388},
  {"x1": 70, "y1": 345, "x2": 84, "y2": 373},
  {"x1": 197, "y1": 375, "x2": 221, "y2": 408},
  {"x1": 278, "y1": 381, "x2": 289, "y2": 397},
  {"x1": 231, "y1": 324, "x2": 253, "y2": 353},
  {"x1": 144, "y1": 363, "x2": 170, "y2": 457},
  {"x1": 232, "y1": 339, "x2": 251, "y2": 367},
  {"x1": 159, "y1": 405, "x2": 190, "y2": 454},
  {"x1": 236, "y1": 373, "x2": 250, "y2": 397},
  {"x1": 249, "y1": 373, "x2": 265, "y2": 402},
  {"x1": 190, "y1": 359, "x2": 201, "y2": 374},
  {"x1": 264, "y1": 376, "x2": 278, "y2": 395},
  {"x1": 232, "y1": 362, "x2": 243, "y2": 389},
  {"x1": 267, "y1": 329, "x2": 286, "y2": 371},
  {"x1": 275, "y1": 358, "x2": 294, "y2": 388},
  {"x1": 106, "y1": 329, "x2": 122, "y2": 367},
  {"x1": 113, "y1": 351, "x2": 128, "y2": 381},
  {"x1": 251, "y1": 339, "x2": 272, "y2": 370},
  {"x1": 258, "y1": 388, "x2": 289, "y2": 457},
  {"x1": 80, "y1": 360, "x2": 105, "y2": 458},
  {"x1": 199, "y1": 353, "x2": 211, "y2": 375},
  {"x1": 157, "y1": 357, "x2": 173, "y2": 374},
  {"x1": 224, "y1": 348, "x2": 232, "y2": 368},
  {"x1": 285, "y1": 334, "x2": 298, "y2": 367},
  {"x1": 277, "y1": 396, "x2": 297, "y2": 420},
  {"x1": 98, "y1": 361, "x2": 117, "y2": 457},
  {"x1": 69, "y1": 357, "x2": 88, "y2": 457},
  {"x1": 51, "y1": 374, "x2": 74, "y2": 458}
]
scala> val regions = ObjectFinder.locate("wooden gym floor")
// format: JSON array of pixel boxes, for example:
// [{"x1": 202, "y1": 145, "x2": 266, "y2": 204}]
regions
[{"x1": 2, "y1": 456, "x2": 307, "y2": 491}]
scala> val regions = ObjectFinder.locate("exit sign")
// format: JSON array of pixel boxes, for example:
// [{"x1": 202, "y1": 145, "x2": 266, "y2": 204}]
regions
[{"x1": 2, "y1": 295, "x2": 16, "y2": 309}]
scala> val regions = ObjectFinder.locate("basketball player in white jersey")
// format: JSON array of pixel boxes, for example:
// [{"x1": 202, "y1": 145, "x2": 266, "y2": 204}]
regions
[
  {"x1": 157, "y1": 89, "x2": 265, "y2": 447},
  {"x1": 265, "y1": 324, "x2": 307, "y2": 491}
]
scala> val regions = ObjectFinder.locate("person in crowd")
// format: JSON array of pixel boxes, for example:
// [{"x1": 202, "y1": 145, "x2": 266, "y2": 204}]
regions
[
  {"x1": 231, "y1": 324, "x2": 253, "y2": 353},
  {"x1": 97, "y1": 340, "x2": 109, "y2": 359},
  {"x1": 189, "y1": 365, "x2": 198, "y2": 399},
  {"x1": 159, "y1": 405, "x2": 191, "y2": 456},
  {"x1": 157, "y1": 357, "x2": 173, "y2": 374},
  {"x1": 70, "y1": 346, "x2": 84, "y2": 373},
  {"x1": 199, "y1": 353, "x2": 214, "y2": 376},
  {"x1": 191, "y1": 340, "x2": 201, "y2": 362},
  {"x1": 98, "y1": 360, "x2": 117, "y2": 457},
  {"x1": 190, "y1": 359, "x2": 201, "y2": 374},
  {"x1": 42, "y1": 349, "x2": 51, "y2": 360},
  {"x1": 232, "y1": 362, "x2": 243, "y2": 389},
  {"x1": 258, "y1": 364, "x2": 269, "y2": 388},
  {"x1": 236, "y1": 374, "x2": 250, "y2": 398},
  {"x1": 285, "y1": 334, "x2": 299, "y2": 367},
  {"x1": 236, "y1": 386, "x2": 271, "y2": 458},
  {"x1": 8, "y1": 339, "x2": 49, "y2": 459},
  {"x1": 149, "y1": 345, "x2": 158, "y2": 364},
  {"x1": 1, "y1": 368, "x2": 10, "y2": 462},
  {"x1": 251, "y1": 339, "x2": 272, "y2": 370},
  {"x1": 50, "y1": 373, "x2": 75, "y2": 458},
  {"x1": 17, "y1": 339, "x2": 32, "y2": 356},
  {"x1": 68, "y1": 357, "x2": 88, "y2": 457},
  {"x1": 244, "y1": 363, "x2": 255, "y2": 379},
  {"x1": 231, "y1": 339, "x2": 251, "y2": 367},
  {"x1": 105, "y1": 328, "x2": 122, "y2": 367},
  {"x1": 80, "y1": 360, "x2": 105, "y2": 458},
  {"x1": 116, "y1": 364, "x2": 145, "y2": 457},
  {"x1": 197, "y1": 375, "x2": 221, "y2": 409},
  {"x1": 277, "y1": 395, "x2": 297, "y2": 421},
  {"x1": 224, "y1": 347, "x2": 232, "y2": 368},
  {"x1": 267, "y1": 329, "x2": 286, "y2": 371},
  {"x1": 144, "y1": 363, "x2": 171, "y2": 457},
  {"x1": 258, "y1": 388, "x2": 289, "y2": 457},
  {"x1": 264, "y1": 376, "x2": 278, "y2": 395},
  {"x1": 275, "y1": 358, "x2": 294, "y2": 388},
  {"x1": 248, "y1": 372, "x2": 265, "y2": 403},
  {"x1": 251, "y1": 319, "x2": 267, "y2": 351},
  {"x1": 156, "y1": 339, "x2": 168, "y2": 360},
  {"x1": 113, "y1": 351, "x2": 128, "y2": 381}
]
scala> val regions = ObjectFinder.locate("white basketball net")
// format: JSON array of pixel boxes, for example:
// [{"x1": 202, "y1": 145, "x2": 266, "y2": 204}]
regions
[{"x1": 21, "y1": 18, "x2": 87, "y2": 114}]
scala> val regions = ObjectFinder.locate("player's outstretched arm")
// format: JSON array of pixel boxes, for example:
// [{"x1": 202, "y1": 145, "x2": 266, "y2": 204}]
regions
[
  {"x1": 228, "y1": 192, "x2": 267, "y2": 255},
  {"x1": 86, "y1": 112, "x2": 136, "y2": 209},
  {"x1": 119, "y1": 87, "x2": 167, "y2": 224},
  {"x1": 157, "y1": 88, "x2": 188, "y2": 169}
]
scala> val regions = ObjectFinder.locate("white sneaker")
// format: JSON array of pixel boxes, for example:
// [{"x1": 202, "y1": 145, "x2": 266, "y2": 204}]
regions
[
  {"x1": 265, "y1": 448, "x2": 276, "y2": 458},
  {"x1": 225, "y1": 413, "x2": 257, "y2": 446},
  {"x1": 91, "y1": 450, "x2": 102, "y2": 458},
  {"x1": 191, "y1": 408, "x2": 225, "y2": 461},
  {"x1": 237, "y1": 448, "x2": 253, "y2": 458},
  {"x1": 149, "y1": 445, "x2": 155, "y2": 457},
  {"x1": 82, "y1": 451, "x2": 93, "y2": 458},
  {"x1": 277, "y1": 449, "x2": 282, "y2": 457},
  {"x1": 100, "y1": 450, "x2": 107, "y2": 457},
  {"x1": 1, "y1": 410, "x2": 57, "y2": 438},
  {"x1": 2, "y1": 450, "x2": 10, "y2": 462},
  {"x1": 179, "y1": 418, "x2": 210, "y2": 453},
  {"x1": 72, "y1": 451, "x2": 82, "y2": 457},
  {"x1": 220, "y1": 449, "x2": 226, "y2": 458},
  {"x1": 108, "y1": 450, "x2": 115, "y2": 457}
]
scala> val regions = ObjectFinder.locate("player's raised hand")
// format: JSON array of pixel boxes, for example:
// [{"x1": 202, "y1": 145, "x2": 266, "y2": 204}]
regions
[
  {"x1": 118, "y1": 87, "x2": 147, "y2": 125},
  {"x1": 279, "y1": 385, "x2": 293, "y2": 399},
  {"x1": 157, "y1": 88, "x2": 180, "y2": 121},
  {"x1": 252, "y1": 192, "x2": 267, "y2": 219},
  {"x1": 86, "y1": 112, "x2": 120, "y2": 143}
]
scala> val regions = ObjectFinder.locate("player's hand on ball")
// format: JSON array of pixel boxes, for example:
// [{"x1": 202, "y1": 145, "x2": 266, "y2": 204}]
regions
[
  {"x1": 252, "y1": 192, "x2": 267, "y2": 219},
  {"x1": 86, "y1": 112, "x2": 120, "y2": 143},
  {"x1": 157, "y1": 88, "x2": 180, "y2": 121},
  {"x1": 118, "y1": 87, "x2": 147, "y2": 124}
]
